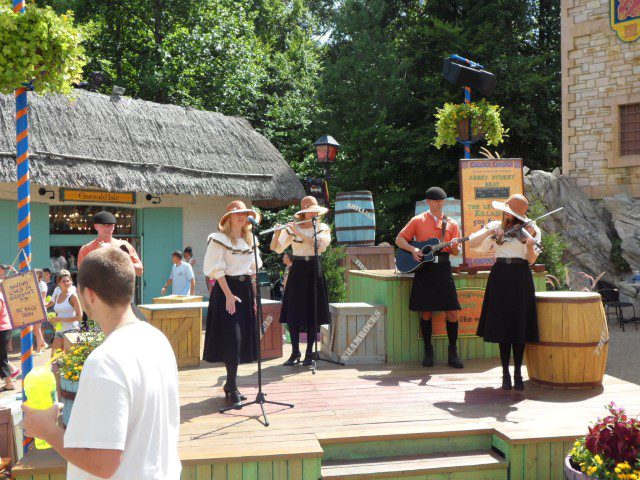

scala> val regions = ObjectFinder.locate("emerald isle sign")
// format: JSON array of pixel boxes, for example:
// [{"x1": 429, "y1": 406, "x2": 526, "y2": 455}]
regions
[{"x1": 611, "y1": 0, "x2": 640, "y2": 42}]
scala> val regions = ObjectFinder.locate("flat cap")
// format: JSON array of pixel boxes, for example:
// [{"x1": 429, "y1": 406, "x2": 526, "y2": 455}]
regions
[
  {"x1": 425, "y1": 187, "x2": 447, "y2": 200},
  {"x1": 93, "y1": 211, "x2": 117, "y2": 225}
]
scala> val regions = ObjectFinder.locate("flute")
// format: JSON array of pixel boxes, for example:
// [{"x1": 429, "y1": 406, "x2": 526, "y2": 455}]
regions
[{"x1": 259, "y1": 220, "x2": 310, "y2": 235}]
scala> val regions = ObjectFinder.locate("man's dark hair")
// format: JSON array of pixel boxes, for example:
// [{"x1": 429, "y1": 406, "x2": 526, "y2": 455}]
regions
[
  {"x1": 78, "y1": 248, "x2": 134, "y2": 306},
  {"x1": 172, "y1": 250, "x2": 183, "y2": 260},
  {"x1": 42, "y1": 267, "x2": 51, "y2": 273},
  {"x1": 183, "y1": 246, "x2": 192, "y2": 255}
]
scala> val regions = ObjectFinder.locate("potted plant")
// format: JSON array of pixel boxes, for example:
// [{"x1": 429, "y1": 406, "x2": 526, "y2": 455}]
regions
[
  {"x1": 434, "y1": 99, "x2": 506, "y2": 148},
  {"x1": 566, "y1": 403, "x2": 640, "y2": 479},
  {"x1": 54, "y1": 331, "x2": 103, "y2": 426}
]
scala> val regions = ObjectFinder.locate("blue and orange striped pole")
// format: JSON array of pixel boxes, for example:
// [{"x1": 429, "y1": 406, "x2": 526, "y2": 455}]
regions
[
  {"x1": 13, "y1": 0, "x2": 34, "y2": 453},
  {"x1": 450, "y1": 55, "x2": 484, "y2": 159}
]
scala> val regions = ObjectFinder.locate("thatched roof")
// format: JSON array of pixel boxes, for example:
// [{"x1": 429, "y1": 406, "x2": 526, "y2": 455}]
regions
[{"x1": 0, "y1": 92, "x2": 304, "y2": 206}]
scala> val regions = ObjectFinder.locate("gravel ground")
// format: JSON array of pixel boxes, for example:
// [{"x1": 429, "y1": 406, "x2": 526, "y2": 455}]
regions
[{"x1": 605, "y1": 321, "x2": 640, "y2": 385}]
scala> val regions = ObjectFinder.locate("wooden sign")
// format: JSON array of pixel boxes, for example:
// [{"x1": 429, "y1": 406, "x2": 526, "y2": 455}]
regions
[
  {"x1": 0, "y1": 270, "x2": 47, "y2": 329},
  {"x1": 459, "y1": 159, "x2": 524, "y2": 267},
  {"x1": 432, "y1": 288, "x2": 485, "y2": 336},
  {"x1": 60, "y1": 189, "x2": 136, "y2": 205}
]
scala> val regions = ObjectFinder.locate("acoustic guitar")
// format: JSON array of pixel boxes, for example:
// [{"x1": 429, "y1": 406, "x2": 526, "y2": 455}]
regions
[{"x1": 395, "y1": 236, "x2": 470, "y2": 274}]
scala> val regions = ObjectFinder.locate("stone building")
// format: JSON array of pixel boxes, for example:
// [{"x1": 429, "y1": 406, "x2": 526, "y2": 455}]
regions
[
  {"x1": 0, "y1": 92, "x2": 305, "y2": 301},
  {"x1": 561, "y1": 0, "x2": 640, "y2": 198}
]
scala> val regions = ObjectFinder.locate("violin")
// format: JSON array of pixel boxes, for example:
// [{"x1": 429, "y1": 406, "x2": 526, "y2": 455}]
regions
[{"x1": 494, "y1": 222, "x2": 541, "y2": 248}]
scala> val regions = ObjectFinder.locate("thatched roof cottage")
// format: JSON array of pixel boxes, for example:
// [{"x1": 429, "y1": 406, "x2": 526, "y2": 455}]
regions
[{"x1": 0, "y1": 91, "x2": 305, "y2": 301}]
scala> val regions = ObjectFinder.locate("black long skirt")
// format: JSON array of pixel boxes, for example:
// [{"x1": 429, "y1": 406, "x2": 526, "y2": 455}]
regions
[
  {"x1": 409, "y1": 260, "x2": 461, "y2": 312},
  {"x1": 476, "y1": 262, "x2": 539, "y2": 343},
  {"x1": 203, "y1": 276, "x2": 259, "y2": 364},
  {"x1": 279, "y1": 257, "x2": 330, "y2": 332}
]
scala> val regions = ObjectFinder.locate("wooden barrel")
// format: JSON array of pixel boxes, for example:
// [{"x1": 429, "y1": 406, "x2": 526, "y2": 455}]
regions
[
  {"x1": 335, "y1": 191, "x2": 376, "y2": 246},
  {"x1": 525, "y1": 292, "x2": 609, "y2": 389}
]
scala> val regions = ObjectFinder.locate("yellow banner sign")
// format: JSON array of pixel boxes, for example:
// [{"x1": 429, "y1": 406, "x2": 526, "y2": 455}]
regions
[
  {"x1": 430, "y1": 288, "x2": 485, "y2": 336},
  {"x1": 61, "y1": 189, "x2": 136, "y2": 205},
  {"x1": 459, "y1": 159, "x2": 524, "y2": 268},
  {"x1": 0, "y1": 270, "x2": 48, "y2": 329},
  {"x1": 611, "y1": 0, "x2": 640, "y2": 42}
]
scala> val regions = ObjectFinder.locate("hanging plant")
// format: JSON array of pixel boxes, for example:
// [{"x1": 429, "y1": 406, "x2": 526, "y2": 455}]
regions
[
  {"x1": 434, "y1": 99, "x2": 506, "y2": 149},
  {"x1": 0, "y1": 1, "x2": 86, "y2": 94}
]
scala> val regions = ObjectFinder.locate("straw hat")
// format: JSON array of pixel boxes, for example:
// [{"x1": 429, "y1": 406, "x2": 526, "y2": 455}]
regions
[
  {"x1": 218, "y1": 200, "x2": 261, "y2": 230},
  {"x1": 294, "y1": 196, "x2": 329, "y2": 219},
  {"x1": 492, "y1": 194, "x2": 529, "y2": 222}
]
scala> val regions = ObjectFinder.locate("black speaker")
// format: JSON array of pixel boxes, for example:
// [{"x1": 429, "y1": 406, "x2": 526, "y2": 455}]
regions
[{"x1": 442, "y1": 58, "x2": 496, "y2": 96}]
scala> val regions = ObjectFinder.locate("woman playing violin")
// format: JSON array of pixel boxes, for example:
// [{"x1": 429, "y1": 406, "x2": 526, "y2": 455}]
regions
[{"x1": 468, "y1": 194, "x2": 541, "y2": 391}]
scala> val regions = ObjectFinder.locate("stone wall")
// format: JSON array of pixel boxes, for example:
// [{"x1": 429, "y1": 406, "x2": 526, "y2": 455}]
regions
[{"x1": 561, "y1": 0, "x2": 640, "y2": 199}]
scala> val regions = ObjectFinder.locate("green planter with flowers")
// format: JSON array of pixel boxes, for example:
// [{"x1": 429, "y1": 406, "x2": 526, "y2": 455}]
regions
[
  {"x1": 565, "y1": 403, "x2": 640, "y2": 479},
  {"x1": 55, "y1": 331, "x2": 103, "y2": 426},
  {"x1": 434, "y1": 99, "x2": 506, "y2": 149}
]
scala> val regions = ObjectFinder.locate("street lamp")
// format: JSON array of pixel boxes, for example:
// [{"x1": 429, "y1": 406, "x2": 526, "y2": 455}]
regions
[{"x1": 314, "y1": 134, "x2": 340, "y2": 178}]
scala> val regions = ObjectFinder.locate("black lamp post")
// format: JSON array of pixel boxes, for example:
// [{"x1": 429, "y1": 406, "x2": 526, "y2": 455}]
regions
[{"x1": 314, "y1": 134, "x2": 340, "y2": 178}]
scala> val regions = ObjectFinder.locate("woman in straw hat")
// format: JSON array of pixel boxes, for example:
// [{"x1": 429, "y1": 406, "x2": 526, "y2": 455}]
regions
[
  {"x1": 203, "y1": 200, "x2": 262, "y2": 408},
  {"x1": 270, "y1": 196, "x2": 331, "y2": 367},
  {"x1": 468, "y1": 194, "x2": 541, "y2": 391}
]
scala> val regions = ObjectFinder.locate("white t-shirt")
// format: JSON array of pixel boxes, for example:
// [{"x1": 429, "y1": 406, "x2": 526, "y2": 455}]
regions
[
  {"x1": 169, "y1": 262, "x2": 195, "y2": 296},
  {"x1": 64, "y1": 321, "x2": 181, "y2": 480}
]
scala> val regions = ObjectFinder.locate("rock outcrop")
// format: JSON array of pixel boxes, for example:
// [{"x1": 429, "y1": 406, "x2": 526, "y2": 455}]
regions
[{"x1": 603, "y1": 195, "x2": 640, "y2": 271}]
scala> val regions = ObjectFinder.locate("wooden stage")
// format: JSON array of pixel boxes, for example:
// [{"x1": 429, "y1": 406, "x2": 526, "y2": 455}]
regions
[{"x1": 13, "y1": 344, "x2": 640, "y2": 480}]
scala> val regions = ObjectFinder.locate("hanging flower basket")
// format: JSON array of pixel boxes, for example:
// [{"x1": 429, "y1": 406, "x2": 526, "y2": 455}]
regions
[
  {"x1": 434, "y1": 99, "x2": 505, "y2": 149},
  {"x1": 565, "y1": 455, "x2": 595, "y2": 479}
]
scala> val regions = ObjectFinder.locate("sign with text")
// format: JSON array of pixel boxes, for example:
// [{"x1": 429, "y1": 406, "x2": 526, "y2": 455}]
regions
[
  {"x1": 459, "y1": 159, "x2": 524, "y2": 267},
  {"x1": 0, "y1": 270, "x2": 47, "y2": 329},
  {"x1": 610, "y1": 0, "x2": 640, "y2": 42},
  {"x1": 430, "y1": 288, "x2": 485, "y2": 336},
  {"x1": 60, "y1": 189, "x2": 136, "y2": 205}
]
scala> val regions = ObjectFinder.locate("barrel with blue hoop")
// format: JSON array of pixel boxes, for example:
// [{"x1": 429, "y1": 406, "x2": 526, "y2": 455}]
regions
[{"x1": 335, "y1": 191, "x2": 376, "y2": 246}]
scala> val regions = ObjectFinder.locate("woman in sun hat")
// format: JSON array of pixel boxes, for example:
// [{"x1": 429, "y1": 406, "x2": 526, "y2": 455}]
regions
[
  {"x1": 270, "y1": 196, "x2": 331, "y2": 367},
  {"x1": 468, "y1": 194, "x2": 541, "y2": 391},
  {"x1": 202, "y1": 200, "x2": 262, "y2": 408}
]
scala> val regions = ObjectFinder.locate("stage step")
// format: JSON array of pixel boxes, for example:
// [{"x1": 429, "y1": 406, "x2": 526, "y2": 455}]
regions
[
  {"x1": 318, "y1": 420, "x2": 494, "y2": 461},
  {"x1": 321, "y1": 450, "x2": 508, "y2": 480}
]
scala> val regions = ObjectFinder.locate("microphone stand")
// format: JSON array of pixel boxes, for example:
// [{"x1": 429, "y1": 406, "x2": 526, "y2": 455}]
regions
[
  {"x1": 310, "y1": 216, "x2": 345, "y2": 374},
  {"x1": 219, "y1": 220, "x2": 294, "y2": 426}
]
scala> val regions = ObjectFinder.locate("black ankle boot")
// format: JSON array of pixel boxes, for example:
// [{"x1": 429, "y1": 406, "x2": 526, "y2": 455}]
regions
[
  {"x1": 283, "y1": 352, "x2": 301, "y2": 366},
  {"x1": 502, "y1": 374, "x2": 512, "y2": 390},
  {"x1": 448, "y1": 345, "x2": 464, "y2": 369},
  {"x1": 422, "y1": 344, "x2": 434, "y2": 367},
  {"x1": 302, "y1": 352, "x2": 315, "y2": 367},
  {"x1": 227, "y1": 390, "x2": 243, "y2": 408},
  {"x1": 514, "y1": 374, "x2": 525, "y2": 391},
  {"x1": 223, "y1": 384, "x2": 246, "y2": 401}
]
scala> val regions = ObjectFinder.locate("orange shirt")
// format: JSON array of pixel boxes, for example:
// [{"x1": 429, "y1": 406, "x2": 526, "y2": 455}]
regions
[
  {"x1": 398, "y1": 212, "x2": 460, "y2": 253},
  {"x1": 78, "y1": 238, "x2": 143, "y2": 273}
]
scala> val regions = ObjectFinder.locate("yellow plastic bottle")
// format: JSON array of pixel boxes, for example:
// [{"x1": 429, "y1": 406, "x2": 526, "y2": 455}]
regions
[{"x1": 23, "y1": 366, "x2": 57, "y2": 449}]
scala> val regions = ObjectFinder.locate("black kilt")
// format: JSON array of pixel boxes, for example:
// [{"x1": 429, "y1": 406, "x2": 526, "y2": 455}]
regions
[
  {"x1": 476, "y1": 261, "x2": 539, "y2": 343},
  {"x1": 279, "y1": 256, "x2": 330, "y2": 332},
  {"x1": 203, "y1": 276, "x2": 259, "y2": 364},
  {"x1": 409, "y1": 257, "x2": 461, "y2": 312}
]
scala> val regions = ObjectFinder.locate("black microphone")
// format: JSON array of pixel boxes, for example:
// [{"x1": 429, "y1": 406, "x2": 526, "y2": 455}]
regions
[{"x1": 247, "y1": 216, "x2": 260, "y2": 230}]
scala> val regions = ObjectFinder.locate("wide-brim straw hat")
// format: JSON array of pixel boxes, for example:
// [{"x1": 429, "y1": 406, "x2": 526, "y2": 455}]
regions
[
  {"x1": 492, "y1": 194, "x2": 529, "y2": 222},
  {"x1": 294, "y1": 196, "x2": 329, "y2": 219},
  {"x1": 218, "y1": 200, "x2": 261, "y2": 230}
]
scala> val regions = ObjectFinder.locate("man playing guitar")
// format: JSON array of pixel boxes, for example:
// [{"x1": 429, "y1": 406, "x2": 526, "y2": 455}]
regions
[{"x1": 395, "y1": 187, "x2": 463, "y2": 369}]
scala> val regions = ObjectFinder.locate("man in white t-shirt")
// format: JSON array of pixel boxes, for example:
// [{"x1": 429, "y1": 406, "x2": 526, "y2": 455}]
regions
[
  {"x1": 23, "y1": 248, "x2": 181, "y2": 480},
  {"x1": 161, "y1": 250, "x2": 195, "y2": 296}
]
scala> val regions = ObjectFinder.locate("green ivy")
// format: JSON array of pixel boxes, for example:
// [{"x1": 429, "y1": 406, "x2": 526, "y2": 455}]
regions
[
  {"x1": 529, "y1": 195, "x2": 569, "y2": 289},
  {"x1": 0, "y1": 0, "x2": 86, "y2": 94},
  {"x1": 434, "y1": 99, "x2": 506, "y2": 149},
  {"x1": 321, "y1": 245, "x2": 347, "y2": 303}
]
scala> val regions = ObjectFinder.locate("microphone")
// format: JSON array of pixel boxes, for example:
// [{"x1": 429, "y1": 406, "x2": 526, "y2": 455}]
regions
[{"x1": 247, "y1": 216, "x2": 260, "y2": 230}]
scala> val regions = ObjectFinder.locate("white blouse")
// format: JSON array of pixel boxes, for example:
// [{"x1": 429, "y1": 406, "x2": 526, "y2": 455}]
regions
[
  {"x1": 203, "y1": 232, "x2": 262, "y2": 279},
  {"x1": 273, "y1": 223, "x2": 331, "y2": 256},
  {"x1": 470, "y1": 220, "x2": 542, "y2": 260}
]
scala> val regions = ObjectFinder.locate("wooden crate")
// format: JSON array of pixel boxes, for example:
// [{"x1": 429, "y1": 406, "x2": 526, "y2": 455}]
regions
[
  {"x1": 261, "y1": 300, "x2": 283, "y2": 360},
  {"x1": 138, "y1": 304, "x2": 203, "y2": 368},
  {"x1": 321, "y1": 303, "x2": 386, "y2": 364},
  {"x1": 153, "y1": 295, "x2": 203, "y2": 304},
  {"x1": 0, "y1": 407, "x2": 17, "y2": 466},
  {"x1": 340, "y1": 245, "x2": 395, "y2": 293}
]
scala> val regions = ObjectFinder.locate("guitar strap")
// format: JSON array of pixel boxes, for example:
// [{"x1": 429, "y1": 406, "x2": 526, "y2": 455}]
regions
[{"x1": 440, "y1": 215, "x2": 448, "y2": 243}]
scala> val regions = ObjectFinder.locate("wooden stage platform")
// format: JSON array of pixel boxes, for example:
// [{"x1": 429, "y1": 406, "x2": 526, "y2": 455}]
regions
[{"x1": 13, "y1": 347, "x2": 640, "y2": 480}]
